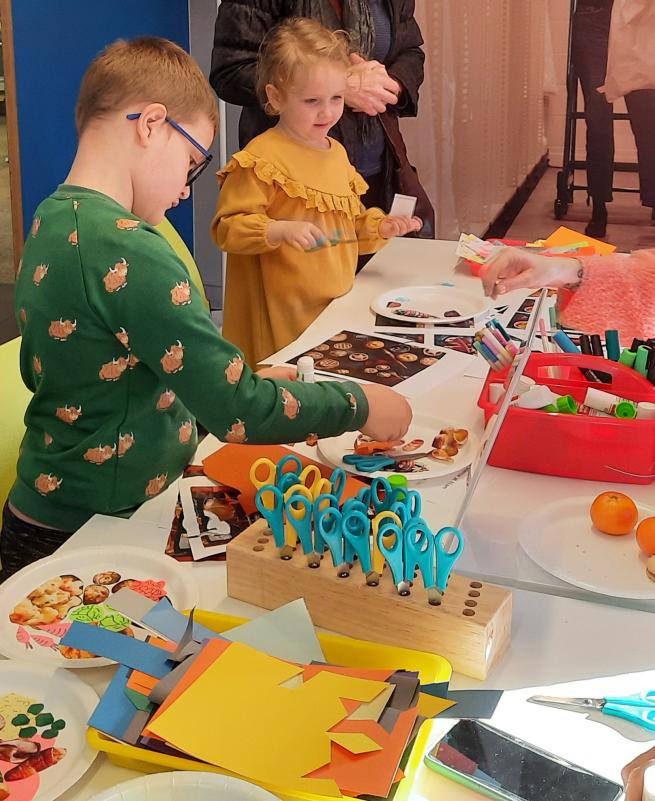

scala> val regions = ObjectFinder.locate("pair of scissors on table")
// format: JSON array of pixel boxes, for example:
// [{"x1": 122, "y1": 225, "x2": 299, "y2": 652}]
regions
[
  {"x1": 403, "y1": 518, "x2": 464, "y2": 605},
  {"x1": 343, "y1": 451, "x2": 436, "y2": 474},
  {"x1": 528, "y1": 691, "x2": 655, "y2": 733}
]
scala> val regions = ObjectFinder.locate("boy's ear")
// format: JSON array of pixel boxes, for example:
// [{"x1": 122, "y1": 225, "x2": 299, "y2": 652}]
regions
[
  {"x1": 264, "y1": 84, "x2": 282, "y2": 115},
  {"x1": 133, "y1": 102, "x2": 168, "y2": 145}
]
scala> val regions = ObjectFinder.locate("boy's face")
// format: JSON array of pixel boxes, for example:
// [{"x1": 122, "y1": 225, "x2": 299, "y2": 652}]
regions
[
  {"x1": 132, "y1": 111, "x2": 214, "y2": 224},
  {"x1": 267, "y1": 63, "x2": 346, "y2": 147}
]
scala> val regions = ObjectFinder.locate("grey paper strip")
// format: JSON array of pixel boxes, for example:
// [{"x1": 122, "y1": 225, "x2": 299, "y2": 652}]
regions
[
  {"x1": 170, "y1": 607, "x2": 197, "y2": 662},
  {"x1": 388, "y1": 673, "x2": 420, "y2": 711},
  {"x1": 149, "y1": 651, "x2": 201, "y2": 705},
  {"x1": 122, "y1": 709, "x2": 151, "y2": 746},
  {"x1": 109, "y1": 588, "x2": 158, "y2": 623}
]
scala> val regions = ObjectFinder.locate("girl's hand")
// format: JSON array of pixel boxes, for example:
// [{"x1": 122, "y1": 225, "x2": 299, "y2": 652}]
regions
[
  {"x1": 346, "y1": 54, "x2": 400, "y2": 116},
  {"x1": 480, "y1": 249, "x2": 583, "y2": 299},
  {"x1": 267, "y1": 221, "x2": 327, "y2": 251},
  {"x1": 379, "y1": 215, "x2": 423, "y2": 239}
]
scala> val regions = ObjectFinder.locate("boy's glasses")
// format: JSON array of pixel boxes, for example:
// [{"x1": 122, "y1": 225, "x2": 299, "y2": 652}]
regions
[{"x1": 126, "y1": 113, "x2": 213, "y2": 186}]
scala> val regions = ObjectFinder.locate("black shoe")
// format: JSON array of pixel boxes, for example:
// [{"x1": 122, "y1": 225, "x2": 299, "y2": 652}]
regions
[{"x1": 585, "y1": 216, "x2": 607, "y2": 239}]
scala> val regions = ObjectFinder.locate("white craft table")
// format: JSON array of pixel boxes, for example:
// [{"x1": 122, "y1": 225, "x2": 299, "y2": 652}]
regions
[{"x1": 52, "y1": 238, "x2": 654, "y2": 800}]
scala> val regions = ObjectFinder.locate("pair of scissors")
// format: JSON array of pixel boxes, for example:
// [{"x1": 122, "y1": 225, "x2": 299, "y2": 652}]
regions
[
  {"x1": 310, "y1": 466, "x2": 346, "y2": 504},
  {"x1": 315, "y1": 503, "x2": 349, "y2": 577},
  {"x1": 404, "y1": 519, "x2": 464, "y2": 605},
  {"x1": 390, "y1": 489, "x2": 422, "y2": 526},
  {"x1": 250, "y1": 454, "x2": 303, "y2": 501},
  {"x1": 284, "y1": 491, "x2": 320, "y2": 567},
  {"x1": 343, "y1": 453, "x2": 396, "y2": 473},
  {"x1": 528, "y1": 691, "x2": 655, "y2": 733},
  {"x1": 254, "y1": 484, "x2": 285, "y2": 551},
  {"x1": 342, "y1": 507, "x2": 375, "y2": 584},
  {"x1": 370, "y1": 510, "x2": 403, "y2": 585},
  {"x1": 277, "y1": 461, "x2": 320, "y2": 496},
  {"x1": 375, "y1": 520, "x2": 411, "y2": 595}
]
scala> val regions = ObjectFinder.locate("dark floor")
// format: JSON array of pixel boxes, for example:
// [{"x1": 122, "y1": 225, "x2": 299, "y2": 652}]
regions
[{"x1": 0, "y1": 283, "x2": 18, "y2": 344}]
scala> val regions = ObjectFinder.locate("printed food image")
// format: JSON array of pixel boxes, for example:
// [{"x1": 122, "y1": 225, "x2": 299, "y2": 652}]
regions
[
  {"x1": 352, "y1": 426, "x2": 469, "y2": 473},
  {"x1": 9, "y1": 570, "x2": 168, "y2": 660},
  {"x1": 589, "y1": 492, "x2": 638, "y2": 536},
  {"x1": 0, "y1": 692, "x2": 67, "y2": 800}
]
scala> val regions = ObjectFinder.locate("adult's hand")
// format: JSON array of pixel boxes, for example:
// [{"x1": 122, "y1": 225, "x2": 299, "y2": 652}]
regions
[
  {"x1": 480, "y1": 249, "x2": 583, "y2": 299},
  {"x1": 345, "y1": 53, "x2": 401, "y2": 116},
  {"x1": 622, "y1": 746, "x2": 655, "y2": 801}
]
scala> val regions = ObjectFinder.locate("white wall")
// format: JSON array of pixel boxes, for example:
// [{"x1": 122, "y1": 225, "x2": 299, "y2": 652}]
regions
[{"x1": 545, "y1": 0, "x2": 637, "y2": 167}]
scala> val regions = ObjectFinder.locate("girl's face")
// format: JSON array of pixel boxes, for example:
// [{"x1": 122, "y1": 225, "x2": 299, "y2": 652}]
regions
[{"x1": 267, "y1": 63, "x2": 347, "y2": 148}]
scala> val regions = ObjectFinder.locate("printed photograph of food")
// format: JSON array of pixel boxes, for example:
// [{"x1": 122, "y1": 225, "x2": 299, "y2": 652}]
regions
[
  {"x1": 0, "y1": 691, "x2": 67, "y2": 801},
  {"x1": 290, "y1": 332, "x2": 445, "y2": 387},
  {"x1": 349, "y1": 426, "x2": 469, "y2": 474}
]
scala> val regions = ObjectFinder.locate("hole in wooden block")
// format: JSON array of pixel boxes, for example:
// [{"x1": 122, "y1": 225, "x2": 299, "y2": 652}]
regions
[
  {"x1": 465, "y1": 600, "x2": 477, "y2": 608},
  {"x1": 469, "y1": 590, "x2": 481, "y2": 598},
  {"x1": 469, "y1": 581, "x2": 483, "y2": 589},
  {"x1": 257, "y1": 537, "x2": 269, "y2": 544},
  {"x1": 253, "y1": 545, "x2": 264, "y2": 552},
  {"x1": 462, "y1": 608, "x2": 476, "y2": 616}
]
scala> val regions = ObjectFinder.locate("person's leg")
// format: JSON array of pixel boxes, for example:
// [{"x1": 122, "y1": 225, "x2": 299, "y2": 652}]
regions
[
  {"x1": 571, "y1": 6, "x2": 614, "y2": 237},
  {"x1": 624, "y1": 89, "x2": 655, "y2": 215},
  {"x1": 0, "y1": 503, "x2": 74, "y2": 582},
  {"x1": 356, "y1": 171, "x2": 387, "y2": 274}
]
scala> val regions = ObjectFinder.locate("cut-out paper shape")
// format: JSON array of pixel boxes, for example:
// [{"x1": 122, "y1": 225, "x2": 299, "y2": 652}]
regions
[
  {"x1": 328, "y1": 732, "x2": 383, "y2": 754},
  {"x1": 416, "y1": 693, "x2": 456, "y2": 718},
  {"x1": 347, "y1": 685, "x2": 395, "y2": 722}
]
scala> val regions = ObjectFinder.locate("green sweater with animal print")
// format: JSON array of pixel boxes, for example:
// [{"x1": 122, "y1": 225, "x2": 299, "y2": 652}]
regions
[{"x1": 11, "y1": 185, "x2": 369, "y2": 530}]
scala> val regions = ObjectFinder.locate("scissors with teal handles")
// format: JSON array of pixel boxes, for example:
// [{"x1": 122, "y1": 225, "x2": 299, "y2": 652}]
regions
[
  {"x1": 329, "y1": 467, "x2": 346, "y2": 504},
  {"x1": 376, "y1": 520, "x2": 411, "y2": 595},
  {"x1": 343, "y1": 453, "x2": 397, "y2": 473},
  {"x1": 528, "y1": 692, "x2": 655, "y2": 733},
  {"x1": 404, "y1": 518, "x2": 464, "y2": 605},
  {"x1": 312, "y1": 492, "x2": 339, "y2": 558},
  {"x1": 249, "y1": 454, "x2": 303, "y2": 497},
  {"x1": 342, "y1": 507, "x2": 375, "y2": 583},
  {"x1": 315, "y1": 503, "x2": 350, "y2": 577},
  {"x1": 390, "y1": 489, "x2": 422, "y2": 527},
  {"x1": 254, "y1": 484, "x2": 285, "y2": 550},
  {"x1": 284, "y1": 493, "x2": 320, "y2": 567}
]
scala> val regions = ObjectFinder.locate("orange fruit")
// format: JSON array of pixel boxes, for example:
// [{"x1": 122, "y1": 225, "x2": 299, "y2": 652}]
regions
[
  {"x1": 636, "y1": 517, "x2": 655, "y2": 555},
  {"x1": 589, "y1": 491, "x2": 638, "y2": 536}
]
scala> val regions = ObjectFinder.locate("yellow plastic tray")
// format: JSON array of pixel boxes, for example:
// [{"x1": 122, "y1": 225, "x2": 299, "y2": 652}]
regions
[{"x1": 87, "y1": 608, "x2": 452, "y2": 801}]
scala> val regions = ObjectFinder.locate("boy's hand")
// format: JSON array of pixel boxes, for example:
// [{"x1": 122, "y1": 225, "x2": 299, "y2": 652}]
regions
[
  {"x1": 256, "y1": 365, "x2": 298, "y2": 381},
  {"x1": 622, "y1": 746, "x2": 655, "y2": 801},
  {"x1": 359, "y1": 384, "x2": 412, "y2": 441},
  {"x1": 267, "y1": 221, "x2": 327, "y2": 251},
  {"x1": 480, "y1": 250, "x2": 583, "y2": 299},
  {"x1": 379, "y1": 215, "x2": 423, "y2": 239}
]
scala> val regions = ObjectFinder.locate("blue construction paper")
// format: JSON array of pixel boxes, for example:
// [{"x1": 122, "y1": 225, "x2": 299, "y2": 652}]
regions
[
  {"x1": 88, "y1": 665, "x2": 135, "y2": 738},
  {"x1": 60, "y1": 621, "x2": 174, "y2": 677},
  {"x1": 142, "y1": 598, "x2": 220, "y2": 642}
]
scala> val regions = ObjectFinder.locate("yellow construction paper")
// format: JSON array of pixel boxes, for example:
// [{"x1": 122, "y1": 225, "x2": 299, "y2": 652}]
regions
[
  {"x1": 544, "y1": 226, "x2": 616, "y2": 256},
  {"x1": 146, "y1": 642, "x2": 388, "y2": 797},
  {"x1": 328, "y1": 732, "x2": 382, "y2": 754},
  {"x1": 416, "y1": 693, "x2": 457, "y2": 718},
  {"x1": 347, "y1": 685, "x2": 395, "y2": 722}
]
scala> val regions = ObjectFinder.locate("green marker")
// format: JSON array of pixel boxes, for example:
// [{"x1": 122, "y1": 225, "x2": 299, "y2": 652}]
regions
[
  {"x1": 619, "y1": 348, "x2": 636, "y2": 368},
  {"x1": 548, "y1": 306, "x2": 558, "y2": 329},
  {"x1": 635, "y1": 346, "x2": 650, "y2": 376},
  {"x1": 605, "y1": 330, "x2": 620, "y2": 361},
  {"x1": 541, "y1": 395, "x2": 577, "y2": 414}
]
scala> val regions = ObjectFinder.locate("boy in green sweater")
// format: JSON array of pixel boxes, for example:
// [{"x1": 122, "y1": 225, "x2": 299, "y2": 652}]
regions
[{"x1": 1, "y1": 37, "x2": 411, "y2": 579}]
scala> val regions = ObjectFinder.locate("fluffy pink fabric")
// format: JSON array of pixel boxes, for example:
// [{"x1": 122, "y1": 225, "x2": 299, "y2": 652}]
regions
[{"x1": 559, "y1": 248, "x2": 655, "y2": 341}]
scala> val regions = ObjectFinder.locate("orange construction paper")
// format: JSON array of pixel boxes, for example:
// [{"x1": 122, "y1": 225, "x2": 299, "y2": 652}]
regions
[
  {"x1": 306, "y1": 708, "x2": 418, "y2": 797},
  {"x1": 146, "y1": 642, "x2": 390, "y2": 797},
  {"x1": 127, "y1": 670, "x2": 159, "y2": 696},
  {"x1": 544, "y1": 225, "x2": 616, "y2": 256},
  {"x1": 202, "y1": 444, "x2": 367, "y2": 515}
]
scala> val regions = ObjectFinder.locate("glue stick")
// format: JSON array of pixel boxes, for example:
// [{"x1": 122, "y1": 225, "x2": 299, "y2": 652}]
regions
[
  {"x1": 584, "y1": 387, "x2": 637, "y2": 418},
  {"x1": 297, "y1": 356, "x2": 315, "y2": 383}
]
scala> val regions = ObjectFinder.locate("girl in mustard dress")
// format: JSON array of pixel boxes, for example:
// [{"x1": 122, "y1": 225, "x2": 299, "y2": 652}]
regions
[{"x1": 212, "y1": 18, "x2": 421, "y2": 366}]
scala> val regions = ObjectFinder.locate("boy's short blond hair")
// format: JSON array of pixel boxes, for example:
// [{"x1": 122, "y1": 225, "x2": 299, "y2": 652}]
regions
[
  {"x1": 76, "y1": 36, "x2": 219, "y2": 134},
  {"x1": 257, "y1": 18, "x2": 351, "y2": 114}
]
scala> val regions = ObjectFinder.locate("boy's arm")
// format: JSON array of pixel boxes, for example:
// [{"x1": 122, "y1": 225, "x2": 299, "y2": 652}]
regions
[
  {"x1": 209, "y1": 0, "x2": 278, "y2": 106},
  {"x1": 211, "y1": 165, "x2": 279, "y2": 255},
  {"x1": 93, "y1": 227, "x2": 368, "y2": 443}
]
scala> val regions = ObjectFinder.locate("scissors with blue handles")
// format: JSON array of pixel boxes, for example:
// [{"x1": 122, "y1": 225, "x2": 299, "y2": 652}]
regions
[
  {"x1": 342, "y1": 507, "x2": 376, "y2": 584},
  {"x1": 249, "y1": 455, "x2": 303, "y2": 502},
  {"x1": 343, "y1": 451, "x2": 437, "y2": 474},
  {"x1": 404, "y1": 518, "x2": 464, "y2": 605},
  {"x1": 370, "y1": 510, "x2": 402, "y2": 582},
  {"x1": 528, "y1": 692, "x2": 655, "y2": 733},
  {"x1": 390, "y1": 489, "x2": 422, "y2": 527},
  {"x1": 312, "y1": 492, "x2": 339, "y2": 557},
  {"x1": 254, "y1": 484, "x2": 285, "y2": 551},
  {"x1": 315, "y1": 503, "x2": 349, "y2": 577},
  {"x1": 375, "y1": 520, "x2": 410, "y2": 595},
  {"x1": 284, "y1": 491, "x2": 320, "y2": 567}
]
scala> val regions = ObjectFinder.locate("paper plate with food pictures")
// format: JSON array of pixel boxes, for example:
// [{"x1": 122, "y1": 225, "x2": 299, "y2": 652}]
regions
[
  {"x1": 371, "y1": 285, "x2": 493, "y2": 324},
  {"x1": 0, "y1": 660, "x2": 99, "y2": 801},
  {"x1": 317, "y1": 417, "x2": 478, "y2": 482},
  {"x1": 519, "y1": 497, "x2": 655, "y2": 600},
  {"x1": 0, "y1": 545, "x2": 199, "y2": 668}
]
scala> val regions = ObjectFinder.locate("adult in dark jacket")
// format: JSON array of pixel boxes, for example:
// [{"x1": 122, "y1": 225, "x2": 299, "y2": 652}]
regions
[{"x1": 210, "y1": 0, "x2": 434, "y2": 239}]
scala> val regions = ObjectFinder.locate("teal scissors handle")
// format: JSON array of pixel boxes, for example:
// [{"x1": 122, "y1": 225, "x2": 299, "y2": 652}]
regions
[
  {"x1": 356, "y1": 487, "x2": 371, "y2": 509},
  {"x1": 376, "y1": 522, "x2": 409, "y2": 594},
  {"x1": 341, "y1": 498, "x2": 369, "y2": 563},
  {"x1": 435, "y1": 526, "x2": 464, "y2": 592},
  {"x1": 313, "y1": 492, "x2": 339, "y2": 553},
  {"x1": 403, "y1": 518, "x2": 435, "y2": 587},
  {"x1": 278, "y1": 471, "x2": 301, "y2": 495},
  {"x1": 602, "y1": 703, "x2": 655, "y2": 732},
  {"x1": 343, "y1": 453, "x2": 394, "y2": 473},
  {"x1": 276, "y1": 454, "x2": 303, "y2": 484},
  {"x1": 284, "y1": 493, "x2": 314, "y2": 558},
  {"x1": 402, "y1": 489, "x2": 422, "y2": 520},
  {"x1": 342, "y1": 509, "x2": 372, "y2": 574},
  {"x1": 371, "y1": 477, "x2": 398, "y2": 514},
  {"x1": 329, "y1": 467, "x2": 346, "y2": 503},
  {"x1": 316, "y1": 505, "x2": 348, "y2": 576},
  {"x1": 604, "y1": 691, "x2": 655, "y2": 708},
  {"x1": 255, "y1": 484, "x2": 284, "y2": 548}
]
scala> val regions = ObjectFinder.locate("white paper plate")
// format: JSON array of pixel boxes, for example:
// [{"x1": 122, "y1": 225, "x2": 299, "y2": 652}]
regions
[
  {"x1": 87, "y1": 772, "x2": 281, "y2": 801},
  {"x1": 317, "y1": 417, "x2": 477, "y2": 482},
  {"x1": 0, "y1": 545, "x2": 198, "y2": 667},
  {"x1": 371, "y1": 285, "x2": 493, "y2": 324},
  {"x1": 0, "y1": 660, "x2": 98, "y2": 801},
  {"x1": 519, "y1": 497, "x2": 655, "y2": 599}
]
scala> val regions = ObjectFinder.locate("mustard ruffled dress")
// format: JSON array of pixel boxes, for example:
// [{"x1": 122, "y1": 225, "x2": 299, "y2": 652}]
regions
[{"x1": 212, "y1": 127, "x2": 387, "y2": 366}]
